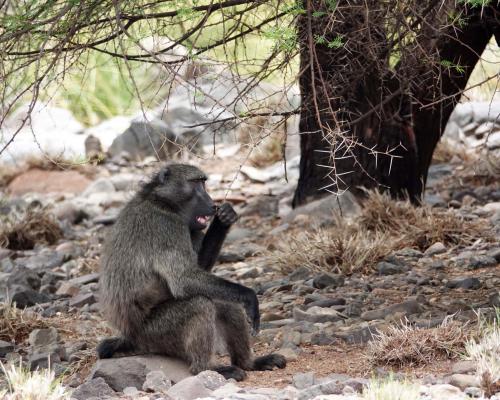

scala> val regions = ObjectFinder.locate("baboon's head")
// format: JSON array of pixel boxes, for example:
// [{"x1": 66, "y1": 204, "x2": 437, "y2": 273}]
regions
[{"x1": 141, "y1": 164, "x2": 216, "y2": 230}]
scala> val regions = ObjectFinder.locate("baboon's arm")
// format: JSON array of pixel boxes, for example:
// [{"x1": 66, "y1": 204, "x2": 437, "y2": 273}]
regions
[
  {"x1": 155, "y1": 254, "x2": 259, "y2": 333},
  {"x1": 198, "y1": 203, "x2": 238, "y2": 271}
]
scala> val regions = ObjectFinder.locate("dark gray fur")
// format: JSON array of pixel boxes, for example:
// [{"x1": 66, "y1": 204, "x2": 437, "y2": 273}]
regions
[{"x1": 98, "y1": 163, "x2": 286, "y2": 380}]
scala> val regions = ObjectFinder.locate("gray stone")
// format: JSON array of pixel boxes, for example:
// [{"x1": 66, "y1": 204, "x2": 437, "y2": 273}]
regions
[
  {"x1": 375, "y1": 262, "x2": 406, "y2": 275},
  {"x1": 285, "y1": 192, "x2": 361, "y2": 225},
  {"x1": 28, "y1": 352, "x2": 61, "y2": 371},
  {"x1": 82, "y1": 178, "x2": 116, "y2": 196},
  {"x1": 288, "y1": 266, "x2": 311, "y2": 282},
  {"x1": 69, "y1": 293, "x2": 97, "y2": 308},
  {"x1": 292, "y1": 372, "x2": 316, "y2": 389},
  {"x1": 67, "y1": 273, "x2": 100, "y2": 286},
  {"x1": 446, "y1": 277, "x2": 481, "y2": 290},
  {"x1": 72, "y1": 377, "x2": 116, "y2": 400},
  {"x1": 293, "y1": 306, "x2": 345, "y2": 323},
  {"x1": 196, "y1": 370, "x2": 226, "y2": 390},
  {"x1": 428, "y1": 383, "x2": 464, "y2": 399},
  {"x1": 298, "y1": 380, "x2": 343, "y2": 400},
  {"x1": 108, "y1": 119, "x2": 180, "y2": 161},
  {"x1": 0, "y1": 340, "x2": 14, "y2": 357},
  {"x1": 424, "y1": 242, "x2": 447, "y2": 256},
  {"x1": 10, "y1": 288, "x2": 50, "y2": 308},
  {"x1": 452, "y1": 360, "x2": 476, "y2": 374},
  {"x1": 464, "y1": 386, "x2": 483, "y2": 398},
  {"x1": 312, "y1": 273, "x2": 344, "y2": 289},
  {"x1": 361, "y1": 299, "x2": 423, "y2": 321},
  {"x1": 6, "y1": 266, "x2": 41, "y2": 290},
  {"x1": 142, "y1": 370, "x2": 172, "y2": 393},
  {"x1": 167, "y1": 376, "x2": 212, "y2": 400},
  {"x1": 90, "y1": 355, "x2": 191, "y2": 392},
  {"x1": 123, "y1": 386, "x2": 140, "y2": 397},
  {"x1": 490, "y1": 291, "x2": 500, "y2": 307},
  {"x1": 29, "y1": 327, "x2": 59, "y2": 347},
  {"x1": 449, "y1": 374, "x2": 481, "y2": 391}
]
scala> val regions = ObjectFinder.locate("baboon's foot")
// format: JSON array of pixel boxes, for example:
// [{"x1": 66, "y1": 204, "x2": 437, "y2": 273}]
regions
[
  {"x1": 213, "y1": 365, "x2": 247, "y2": 381},
  {"x1": 96, "y1": 337, "x2": 134, "y2": 359},
  {"x1": 253, "y1": 354, "x2": 287, "y2": 371}
]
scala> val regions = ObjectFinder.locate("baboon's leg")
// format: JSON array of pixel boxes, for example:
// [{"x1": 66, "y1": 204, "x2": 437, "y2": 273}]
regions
[
  {"x1": 138, "y1": 297, "x2": 246, "y2": 380},
  {"x1": 216, "y1": 301, "x2": 287, "y2": 372},
  {"x1": 136, "y1": 297, "x2": 215, "y2": 374},
  {"x1": 215, "y1": 301, "x2": 253, "y2": 369}
]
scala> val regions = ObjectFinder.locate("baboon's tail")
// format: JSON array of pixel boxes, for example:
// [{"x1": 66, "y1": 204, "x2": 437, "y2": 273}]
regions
[{"x1": 96, "y1": 337, "x2": 134, "y2": 359}]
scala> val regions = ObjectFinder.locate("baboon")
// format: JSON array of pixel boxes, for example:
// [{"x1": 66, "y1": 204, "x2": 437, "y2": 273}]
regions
[{"x1": 97, "y1": 163, "x2": 286, "y2": 380}]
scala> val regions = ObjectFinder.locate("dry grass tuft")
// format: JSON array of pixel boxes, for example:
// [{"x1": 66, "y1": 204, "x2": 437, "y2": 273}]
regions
[
  {"x1": 0, "y1": 302, "x2": 49, "y2": 343},
  {"x1": 0, "y1": 360, "x2": 71, "y2": 400},
  {"x1": 270, "y1": 191, "x2": 493, "y2": 276},
  {"x1": 362, "y1": 375, "x2": 420, "y2": 400},
  {"x1": 0, "y1": 210, "x2": 63, "y2": 250},
  {"x1": 466, "y1": 310, "x2": 500, "y2": 397},
  {"x1": 432, "y1": 138, "x2": 471, "y2": 164},
  {"x1": 271, "y1": 220, "x2": 397, "y2": 275},
  {"x1": 358, "y1": 191, "x2": 492, "y2": 250},
  {"x1": 367, "y1": 318, "x2": 469, "y2": 367}
]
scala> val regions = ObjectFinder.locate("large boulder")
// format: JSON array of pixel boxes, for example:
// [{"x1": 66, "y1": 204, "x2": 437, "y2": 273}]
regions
[
  {"x1": 0, "y1": 103, "x2": 85, "y2": 164},
  {"x1": 89, "y1": 355, "x2": 192, "y2": 392}
]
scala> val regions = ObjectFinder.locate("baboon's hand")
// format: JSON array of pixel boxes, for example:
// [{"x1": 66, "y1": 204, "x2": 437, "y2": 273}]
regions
[
  {"x1": 216, "y1": 202, "x2": 238, "y2": 227},
  {"x1": 243, "y1": 288, "x2": 260, "y2": 336}
]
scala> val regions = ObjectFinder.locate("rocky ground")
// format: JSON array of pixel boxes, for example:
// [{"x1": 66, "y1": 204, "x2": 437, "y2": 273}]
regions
[{"x1": 0, "y1": 113, "x2": 499, "y2": 399}]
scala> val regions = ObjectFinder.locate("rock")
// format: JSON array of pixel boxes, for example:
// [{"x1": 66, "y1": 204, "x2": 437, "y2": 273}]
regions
[
  {"x1": 449, "y1": 374, "x2": 481, "y2": 391},
  {"x1": 464, "y1": 386, "x2": 483, "y2": 398},
  {"x1": 490, "y1": 291, "x2": 500, "y2": 307},
  {"x1": 285, "y1": 192, "x2": 361, "y2": 225},
  {"x1": 375, "y1": 262, "x2": 406, "y2": 275},
  {"x1": 0, "y1": 340, "x2": 14, "y2": 357},
  {"x1": 451, "y1": 360, "x2": 476, "y2": 374},
  {"x1": 123, "y1": 386, "x2": 140, "y2": 396},
  {"x1": 7, "y1": 169, "x2": 91, "y2": 195},
  {"x1": 28, "y1": 352, "x2": 61, "y2": 371},
  {"x1": 53, "y1": 201, "x2": 89, "y2": 224},
  {"x1": 424, "y1": 242, "x2": 446, "y2": 256},
  {"x1": 276, "y1": 347, "x2": 299, "y2": 361},
  {"x1": 82, "y1": 178, "x2": 116, "y2": 196},
  {"x1": 333, "y1": 325, "x2": 380, "y2": 344},
  {"x1": 289, "y1": 266, "x2": 311, "y2": 282},
  {"x1": 225, "y1": 227, "x2": 253, "y2": 243},
  {"x1": 294, "y1": 306, "x2": 345, "y2": 323},
  {"x1": 196, "y1": 370, "x2": 227, "y2": 390},
  {"x1": 428, "y1": 383, "x2": 465, "y2": 399},
  {"x1": 446, "y1": 277, "x2": 481, "y2": 290},
  {"x1": 142, "y1": 370, "x2": 172, "y2": 393},
  {"x1": 298, "y1": 380, "x2": 343, "y2": 400},
  {"x1": 69, "y1": 293, "x2": 97, "y2": 308},
  {"x1": 11, "y1": 289, "x2": 50, "y2": 308},
  {"x1": 56, "y1": 282, "x2": 80, "y2": 297},
  {"x1": 7, "y1": 266, "x2": 41, "y2": 290},
  {"x1": 240, "y1": 195, "x2": 279, "y2": 217},
  {"x1": 306, "y1": 298, "x2": 346, "y2": 309},
  {"x1": 167, "y1": 376, "x2": 212, "y2": 400},
  {"x1": 29, "y1": 327, "x2": 59, "y2": 347},
  {"x1": 217, "y1": 251, "x2": 245, "y2": 263},
  {"x1": 293, "y1": 372, "x2": 316, "y2": 389},
  {"x1": 361, "y1": 299, "x2": 423, "y2": 321},
  {"x1": 454, "y1": 253, "x2": 497, "y2": 269},
  {"x1": 312, "y1": 273, "x2": 344, "y2": 289},
  {"x1": 90, "y1": 355, "x2": 191, "y2": 392},
  {"x1": 72, "y1": 377, "x2": 116, "y2": 400},
  {"x1": 67, "y1": 273, "x2": 100, "y2": 286},
  {"x1": 108, "y1": 119, "x2": 179, "y2": 161}
]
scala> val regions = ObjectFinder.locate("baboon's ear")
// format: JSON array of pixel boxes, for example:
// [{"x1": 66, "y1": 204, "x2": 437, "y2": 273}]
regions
[{"x1": 158, "y1": 168, "x2": 170, "y2": 184}]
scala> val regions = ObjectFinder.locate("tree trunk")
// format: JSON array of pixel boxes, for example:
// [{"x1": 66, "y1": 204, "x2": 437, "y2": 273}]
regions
[{"x1": 293, "y1": 1, "x2": 499, "y2": 207}]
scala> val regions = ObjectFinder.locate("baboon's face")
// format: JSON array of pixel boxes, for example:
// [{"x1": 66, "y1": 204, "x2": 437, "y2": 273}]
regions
[{"x1": 151, "y1": 164, "x2": 216, "y2": 230}]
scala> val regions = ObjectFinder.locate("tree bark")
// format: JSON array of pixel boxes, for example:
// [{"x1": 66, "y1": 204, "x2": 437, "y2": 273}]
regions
[{"x1": 293, "y1": 1, "x2": 499, "y2": 207}]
